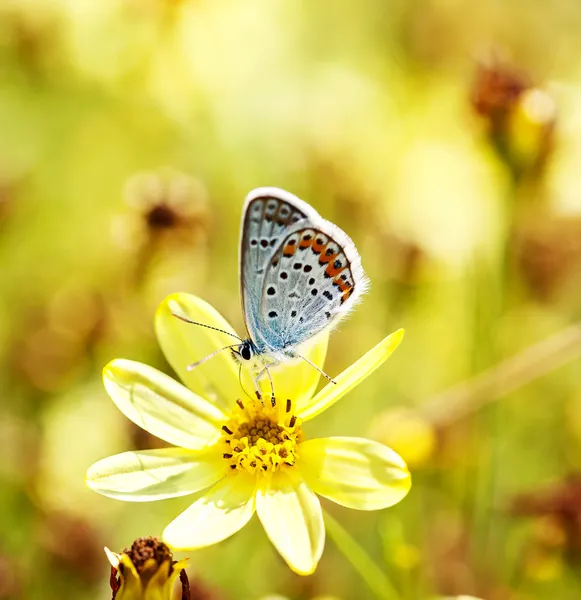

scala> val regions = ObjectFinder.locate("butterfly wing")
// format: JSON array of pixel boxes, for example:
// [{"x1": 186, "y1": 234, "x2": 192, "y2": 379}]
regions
[
  {"x1": 256, "y1": 218, "x2": 369, "y2": 354},
  {"x1": 239, "y1": 188, "x2": 321, "y2": 349}
]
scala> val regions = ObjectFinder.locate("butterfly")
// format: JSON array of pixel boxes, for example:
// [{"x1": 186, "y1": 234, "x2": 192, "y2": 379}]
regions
[{"x1": 174, "y1": 187, "x2": 369, "y2": 398}]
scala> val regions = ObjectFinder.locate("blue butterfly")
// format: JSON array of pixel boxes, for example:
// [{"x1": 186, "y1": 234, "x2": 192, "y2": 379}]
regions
[{"x1": 175, "y1": 187, "x2": 369, "y2": 397}]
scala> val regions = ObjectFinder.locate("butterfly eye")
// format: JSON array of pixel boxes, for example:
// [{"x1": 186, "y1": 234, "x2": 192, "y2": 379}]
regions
[{"x1": 240, "y1": 344, "x2": 253, "y2": 361}]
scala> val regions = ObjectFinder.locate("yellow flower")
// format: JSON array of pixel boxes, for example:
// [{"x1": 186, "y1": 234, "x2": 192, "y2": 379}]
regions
[
  {"x1": 106, "y1": 537, "x2": 189, "y2": 600},
  {"x1": 86, "y1": 293, "x2": 411, "y2": 575}
]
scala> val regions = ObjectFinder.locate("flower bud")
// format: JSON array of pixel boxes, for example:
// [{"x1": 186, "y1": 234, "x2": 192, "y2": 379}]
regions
[
  {"x1": 471, "y1": 58, "x2": 556, "y2": 179},
  {"x1": 106, "y1": 537, "x2": 189, "y2": 600}
]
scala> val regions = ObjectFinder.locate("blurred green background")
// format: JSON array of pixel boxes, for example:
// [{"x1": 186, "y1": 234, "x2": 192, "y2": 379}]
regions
[{"x1": 2, "y1": 1, "x2": 581, "y2": 598}]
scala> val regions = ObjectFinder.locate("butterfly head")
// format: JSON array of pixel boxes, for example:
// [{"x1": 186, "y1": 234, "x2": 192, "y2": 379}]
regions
[{"x1": 231, "y1": 339, "x2": 258, "y2": 365}]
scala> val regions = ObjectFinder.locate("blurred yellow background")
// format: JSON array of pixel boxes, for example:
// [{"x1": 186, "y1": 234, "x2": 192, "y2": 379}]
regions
[{"x1": 2, "y1": 0, "x2": 581, "y2": 598}]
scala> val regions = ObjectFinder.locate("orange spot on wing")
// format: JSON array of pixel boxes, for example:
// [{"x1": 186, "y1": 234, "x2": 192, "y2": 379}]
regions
[
  {"x1": 299, "y1": 237, "x2": 313, "y2": 249},
  {"x1": 319, "y1": 251, "x2": 338, "y2": 265},
  {"x1": 312, "y1": 239, "x2": 326, "y2": 254},
  {"x1": 325, "y1": 262, "x2": 345, "y2": 278},
  {"x1": 283, "y1": 244, "x2": 297, "y2": 257},
  {"x1": 334, "y1": 277, "x2": 351, "y2": 292}
]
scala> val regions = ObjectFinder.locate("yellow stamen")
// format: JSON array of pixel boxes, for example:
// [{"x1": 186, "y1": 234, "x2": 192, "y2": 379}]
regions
[{"x1": 221, "y1": 398, "x2": 303, "y2": 475}]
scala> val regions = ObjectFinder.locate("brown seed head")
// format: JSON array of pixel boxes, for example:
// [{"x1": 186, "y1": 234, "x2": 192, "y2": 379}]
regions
[{"x1": 122, "y1": 537, "x2": 173, "y2": 574}]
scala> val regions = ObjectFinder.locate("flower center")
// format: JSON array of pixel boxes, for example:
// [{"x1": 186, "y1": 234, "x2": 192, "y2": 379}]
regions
[
  {"x1": 122, "y1": 537, "x2": 172, "y2": 574},
  {"x1": 221, "y1": 398, "x2": 303, "y2": 475}
]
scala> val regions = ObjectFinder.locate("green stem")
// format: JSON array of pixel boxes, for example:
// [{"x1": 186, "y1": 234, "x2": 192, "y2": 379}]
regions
[{"x1": 324, "y1": 509, "x2": 401, "y2": 600}]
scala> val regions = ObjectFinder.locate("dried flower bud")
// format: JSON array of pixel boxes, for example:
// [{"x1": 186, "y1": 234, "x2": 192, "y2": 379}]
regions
[
  {"x1": 471, "y1": 58, "x2": 556, "y2": 178},
  {"x1": 120, "y1": 168, "x2": 209, "y2": 248},
  {"x1": 471, "y1": 60, "x2": 530, "y2": 125},
  {"x1": 511, "y1": 476, "x2": 581, "y2": 563},
  {"x1": 112, "y1": 168, "x2": 210, "y2": 289},
  {"x1": 106, "y1": 537, "x2": 189, "y2": 600}
]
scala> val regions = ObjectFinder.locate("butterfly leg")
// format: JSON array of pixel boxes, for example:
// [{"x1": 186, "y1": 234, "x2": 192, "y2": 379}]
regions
[
  {"x1": 251, "y1": 377, "x2": 263, "y2": 404},
  {"x1": 246, "y1": 369, "x2": 266, "y2": 404},
  {"x1": 255, "y1": 364, "x2": 276, "y2": 407}
]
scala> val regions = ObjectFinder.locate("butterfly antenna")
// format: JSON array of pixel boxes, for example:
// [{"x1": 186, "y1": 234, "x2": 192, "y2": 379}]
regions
[
  {"x1": 172, "y1": 312, "x2": 243, "y2": 342},
  {"x1": 187, "y1": 344, "x2": 241, "y2": 371},
  {"x1": 297, "y1": 353, "x2": 337, "y2": 385}
]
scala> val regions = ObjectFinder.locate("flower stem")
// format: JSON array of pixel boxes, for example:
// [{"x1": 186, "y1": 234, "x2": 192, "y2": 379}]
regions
[{"x1": 324, "y1": 509, "x2": 401, "y2": 600}]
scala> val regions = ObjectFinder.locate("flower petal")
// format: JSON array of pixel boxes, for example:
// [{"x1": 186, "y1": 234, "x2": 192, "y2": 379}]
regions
[
  {"x1": 155, "y1": 293, "x2": 242, "y2": 411},
  {"x1": 104, "y1": 359, "x2": 225, "y2": 449},
  {"x1": 106, "y1": 549, "x2": 142, "y2": 599},
  {"x1": 299, "y1": 437, "x2": 411, "y2": 510},
  {"x1": 86, "y1": 447, "x2": 225, "y2": 501},
  {"x1": 163, "y1": 474, "x2": 256, "y2": 550},
  {"x1": 256, "y1": 472, "x2": 325, "y2": 575},
  {"x1": 298, "y1": 330, "x2": 405, "y2": 421},
  {"x1": 147, "y1": 558, "x2": 186, "y2": 598},
  {"x1": 268, "y1": 333, "x2": 329, "y2": 409},
  {"x1": 159, "y1": 558, "x2": 189, "y2": 600}
]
